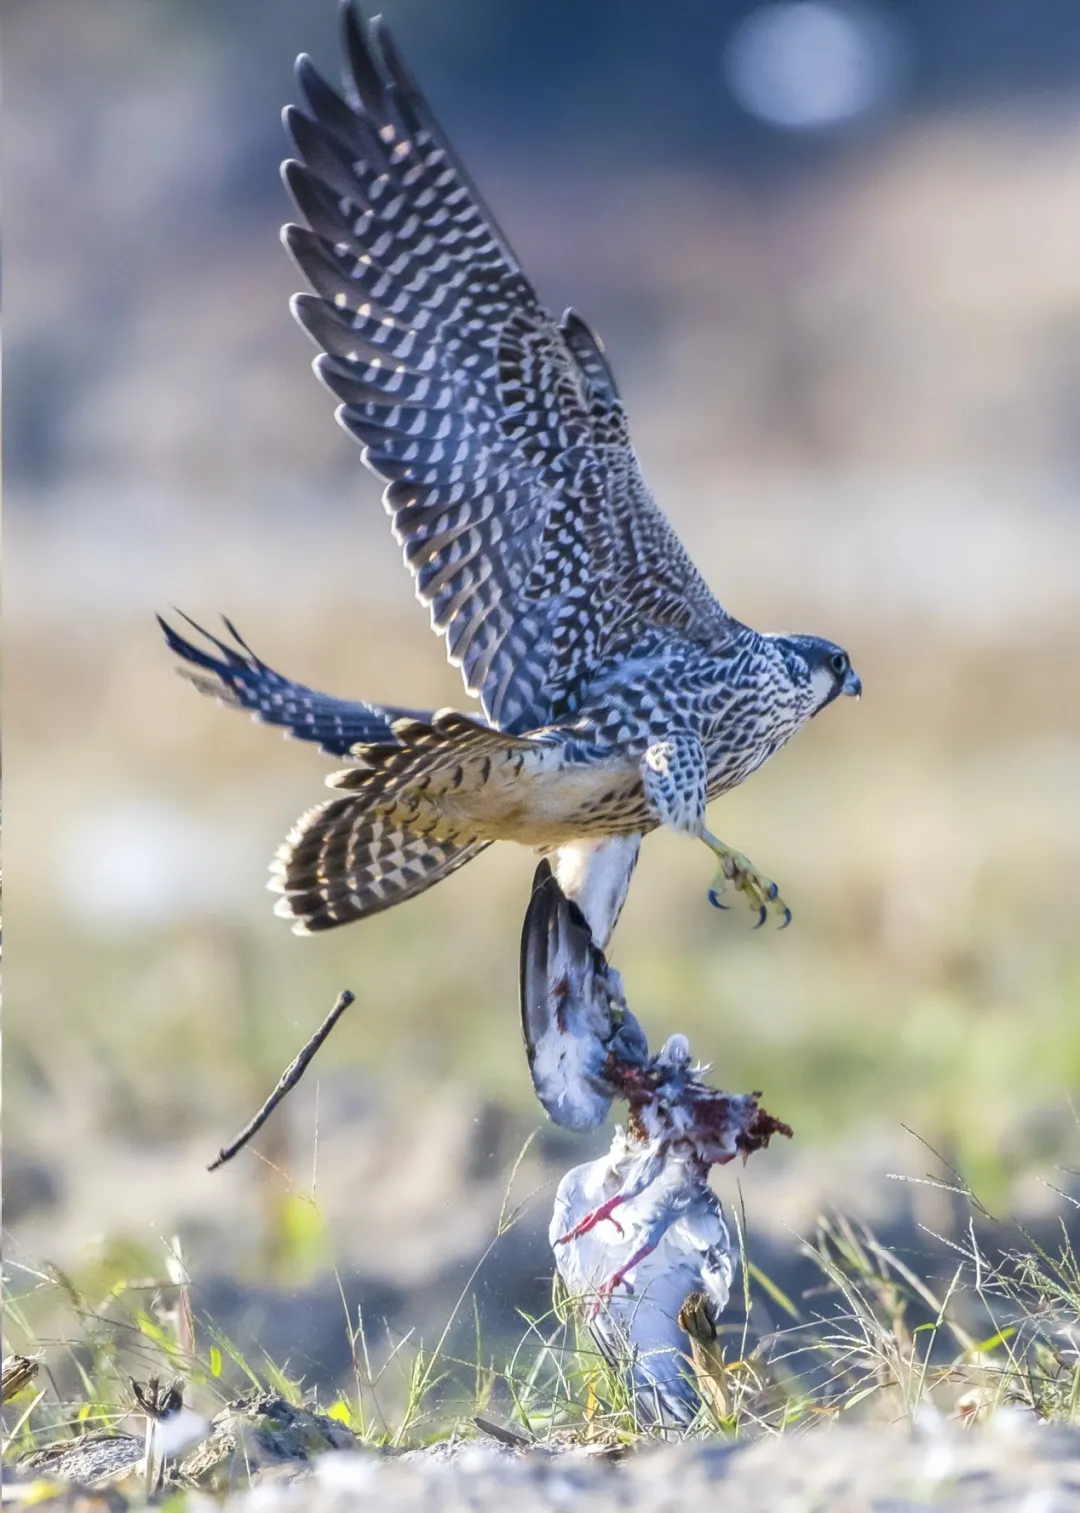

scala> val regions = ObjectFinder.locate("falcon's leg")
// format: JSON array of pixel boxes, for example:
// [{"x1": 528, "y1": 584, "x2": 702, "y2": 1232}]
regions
[
  {"x1": 551, "y1": 835, "x2": 641, "y2": 951},
  {"x1": 641, "y1": 735, "x2": 790, "y2": 928}
]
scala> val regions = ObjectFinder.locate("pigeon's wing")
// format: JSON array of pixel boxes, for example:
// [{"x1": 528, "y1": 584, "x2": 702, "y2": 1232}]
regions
[
  {"x1": 520, "y1": 859, "x2": 647, "y2": 1130},
  {"x1": 672, "y1": 1186, "x2": 735, "y2": 1320},
  {"x1": 283, "y1": 4, "x2": 730, "y2": 733},
  {"x1": 159, "y1": 613, "x2": 422, "y2": 757}
]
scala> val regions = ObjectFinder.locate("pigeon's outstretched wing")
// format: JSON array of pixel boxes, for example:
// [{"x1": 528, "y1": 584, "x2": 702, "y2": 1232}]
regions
[
  {"x1": 283, "y1": 3, "x2": 730, "y2": 734},
  {"x1": 158, "y1": 613, "x2": 423, "y2": 758},
  {"x1": 520, "y1": 859, "x2": 648, "y2": 1131}
]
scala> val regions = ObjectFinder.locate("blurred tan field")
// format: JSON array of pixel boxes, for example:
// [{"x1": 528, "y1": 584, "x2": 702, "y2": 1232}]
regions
[{"x1": 5, "y1": 0, "x2": 1080, "y2": 1408}]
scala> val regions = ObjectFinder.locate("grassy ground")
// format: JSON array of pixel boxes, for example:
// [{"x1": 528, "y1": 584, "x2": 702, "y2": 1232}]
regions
[{"x1": 5, "y1": 1165, "x2": 1079, "y2": 1490}]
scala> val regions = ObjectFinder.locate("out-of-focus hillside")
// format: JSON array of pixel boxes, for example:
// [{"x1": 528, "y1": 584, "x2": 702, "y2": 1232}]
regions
[{"x1": 6, "y1": 0, "x2": 1080, "y2": 1381}]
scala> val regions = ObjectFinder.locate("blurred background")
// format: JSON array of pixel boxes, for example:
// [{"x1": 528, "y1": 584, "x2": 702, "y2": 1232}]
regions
[{"x1": 6, "y1": 0, "x2": 1080, "y2": 1399}]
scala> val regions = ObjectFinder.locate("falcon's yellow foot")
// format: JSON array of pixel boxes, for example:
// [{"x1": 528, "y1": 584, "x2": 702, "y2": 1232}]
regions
[{"x1": 703, "y1": 832, "x2": 791, "y2": 928}]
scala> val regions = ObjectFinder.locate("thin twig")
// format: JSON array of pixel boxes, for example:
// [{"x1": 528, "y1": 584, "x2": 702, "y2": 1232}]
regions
[{"x1": 208, "y1": 990, "x2": 356, "y2": 1171}]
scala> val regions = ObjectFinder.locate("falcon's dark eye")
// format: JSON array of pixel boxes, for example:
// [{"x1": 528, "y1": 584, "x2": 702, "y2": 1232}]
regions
[{"x1": 830, "y1": 651, "x2": 849, "y2": 677}]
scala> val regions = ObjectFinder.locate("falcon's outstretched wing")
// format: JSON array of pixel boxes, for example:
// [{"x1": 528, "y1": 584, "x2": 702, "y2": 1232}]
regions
[
  {"x1": 283, "y1": 3, "x2": 730, "y2": 734},
  {"x1": 158, "y1": 613, "x2": 422, "y2": 758}
]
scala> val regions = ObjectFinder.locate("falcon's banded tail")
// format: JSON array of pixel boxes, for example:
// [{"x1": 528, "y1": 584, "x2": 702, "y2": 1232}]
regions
[
  {"x1": 270, "y1": 800, "x2": 490, "y2": 932},
  {"x1": 270, "y1": 709, "x2": 540, "y2": 931}
]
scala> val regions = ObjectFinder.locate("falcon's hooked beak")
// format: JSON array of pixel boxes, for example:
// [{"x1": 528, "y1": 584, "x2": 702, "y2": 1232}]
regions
[{"x1": 842, "y1": 666, "x2": 862, "y2": 699}]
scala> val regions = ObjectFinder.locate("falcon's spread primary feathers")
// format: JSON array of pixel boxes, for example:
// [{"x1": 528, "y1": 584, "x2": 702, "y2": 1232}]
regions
[{"x1": 162, "y1": 2, "x2": 861, "y2": 945}]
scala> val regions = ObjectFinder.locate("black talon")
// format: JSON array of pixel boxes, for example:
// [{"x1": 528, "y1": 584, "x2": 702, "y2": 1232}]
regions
[
  {"x1": 708, "y1": 889, "x2": 729, "y2": 911},
  {"x1": 779, "y1": 907, "x2": 792, "y2": 929},
  {"x1": 753, "y1": 904, "x2": 767, "y2": 929},
  {"x1": 766, "y1": 881, "x2": 778, "y2": 900}
]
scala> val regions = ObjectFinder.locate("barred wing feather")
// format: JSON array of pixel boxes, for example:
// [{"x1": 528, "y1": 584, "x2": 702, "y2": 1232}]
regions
[
  {"x1": 157, "y1": 612, "x2": 421, "y2": 758},
  {"x1": 283, "y1": 3, "x2": 729, "y2": 734}
]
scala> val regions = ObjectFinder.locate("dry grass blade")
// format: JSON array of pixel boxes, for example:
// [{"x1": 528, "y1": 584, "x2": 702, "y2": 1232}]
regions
[
  {"x1": 2, "y1": 1355, "x2": 41, "y2": 1403},
  {"x1": 473, "y1": 1415, "x2": 531, "y2": 1448},
  {"x1": 678, "y1": 1291, "x2": 731, "y2": 1421}
]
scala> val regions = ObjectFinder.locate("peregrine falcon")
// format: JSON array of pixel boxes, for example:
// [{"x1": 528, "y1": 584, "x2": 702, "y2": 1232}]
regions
[{"x1": 161, "y1": 2, "x2": 861, "y2": 949}]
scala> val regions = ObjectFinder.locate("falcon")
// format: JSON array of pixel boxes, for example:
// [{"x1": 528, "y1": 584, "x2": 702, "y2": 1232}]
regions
[{"x1": 161, "y1": 2, "x2": 861, "y2": 953}]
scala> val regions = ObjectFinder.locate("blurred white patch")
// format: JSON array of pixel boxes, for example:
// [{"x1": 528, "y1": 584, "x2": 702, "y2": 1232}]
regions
[
  {"x1": 150, "y1": 1404, "x2": 211, "y2": 1459},
  {"x1": 316, "y1": 1452, "x2": 380, "y2": 1492},
  {"x1": 59, "y1": 798, "x2": 245, "y2": 929},
  {"x1": 725, "y1": 2, "x2": 902, "y2": 131}
]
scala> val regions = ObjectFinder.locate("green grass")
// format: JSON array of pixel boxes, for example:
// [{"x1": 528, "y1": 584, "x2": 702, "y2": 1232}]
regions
[{"x1": 5, "y1": 1158, "x2": 1078, "y2": 1493}]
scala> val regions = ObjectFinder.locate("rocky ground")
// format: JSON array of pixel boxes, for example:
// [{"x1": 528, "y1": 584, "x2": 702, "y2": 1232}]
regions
[
  {"x1": 225, "y1": 1420, "x2": 1080, "y2": 1513},
  {"x1": 9, "y1": 1394, "x2": 1080, "y2": 1512}
]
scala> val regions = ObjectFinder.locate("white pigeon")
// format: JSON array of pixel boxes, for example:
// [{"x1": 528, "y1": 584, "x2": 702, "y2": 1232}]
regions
[{"x1": 523, "y1": 860, "x2": 791, "y2": 1426}]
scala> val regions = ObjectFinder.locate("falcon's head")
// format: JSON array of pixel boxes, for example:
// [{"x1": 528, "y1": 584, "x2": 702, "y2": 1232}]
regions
[{"x1": 774, "y1": 634, "x2": 862, "y2": 715}]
